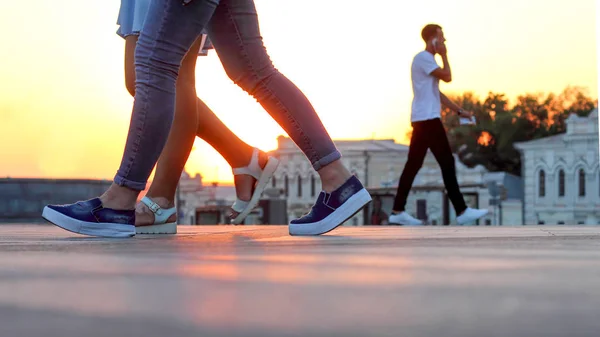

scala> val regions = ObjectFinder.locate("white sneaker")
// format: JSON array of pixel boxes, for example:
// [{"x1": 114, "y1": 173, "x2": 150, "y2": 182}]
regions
[
  {"x1": 456, "y1": 207, "x2": 489, "y2": 225},
  {"x1": 389, "y1": 212, "x2": 423, "y2": 226}
]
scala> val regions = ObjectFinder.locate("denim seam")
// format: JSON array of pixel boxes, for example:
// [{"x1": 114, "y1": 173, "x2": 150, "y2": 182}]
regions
[
  {"x1": 313, "y1": 150, "x2": 342, "y2": 171},
  {"x1": 117, "y1": 32, "x2": 141, "y2": 40},
  {"x1": 120, "y1": 0, "x2": 171, "y2": 184},
  {"x1": 115, "y1": 176, "x2": 146, "y2": 191}
]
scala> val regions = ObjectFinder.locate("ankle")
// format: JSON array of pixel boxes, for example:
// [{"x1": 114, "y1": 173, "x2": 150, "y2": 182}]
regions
[
  {"x1": 256, "y1": 150, "x2": 269, "y2": 169},
  {"x1": 100, "y1": 184, "x2": 139, "y2": 210},
  {"x1": 144, "y1": 195, "x2": 175, "y2": 208},
  {"x1": 457, "y1": 207, "x2": 471, "y2": 216},
  {"x1": 317, "y1": 161, "x2": 352, "y2": 193},
  {"x1": 230, "y1": 145, "x2": 256, "y2": 169}
]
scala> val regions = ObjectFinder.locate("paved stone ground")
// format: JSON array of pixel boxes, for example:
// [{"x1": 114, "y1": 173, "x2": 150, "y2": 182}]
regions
[{"x1": 1, "y1": 224, "x2": 599, "y2": 337}]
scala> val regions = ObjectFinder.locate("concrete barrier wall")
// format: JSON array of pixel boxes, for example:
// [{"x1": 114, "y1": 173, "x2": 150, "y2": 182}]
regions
[{"x1": 0, "y1": 178, "x2": 112, "y2": 223}]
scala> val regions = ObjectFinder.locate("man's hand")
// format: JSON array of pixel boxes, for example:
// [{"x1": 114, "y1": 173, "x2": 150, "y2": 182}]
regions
[
  {"x1": 458, "y1": 109, "x2": 472, "y2": 118},
  {"x1": 436, "y1": 40, "x2": 447, "y2": 56}
]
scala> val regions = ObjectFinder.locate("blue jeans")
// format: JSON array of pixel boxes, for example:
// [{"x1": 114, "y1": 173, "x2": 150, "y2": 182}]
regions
[{"x1": 114, "y1": 0, "x2": 341, "y2": 190}]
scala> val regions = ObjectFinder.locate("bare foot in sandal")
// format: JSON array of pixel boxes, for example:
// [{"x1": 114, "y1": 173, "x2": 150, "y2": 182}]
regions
[
  {"x1": 135, "y1": 197, "x2": 177, "y2": 227},
  {"x1": 226, "y1": 148, "x2": 279, "y2": 224}
]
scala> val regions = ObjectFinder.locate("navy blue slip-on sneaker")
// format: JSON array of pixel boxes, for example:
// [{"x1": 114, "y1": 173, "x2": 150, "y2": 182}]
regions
[
  {"x1": 289, "y1": 176, "x2": 372, "y2": 236},
  {"x1": 42, "y1": 198, "x2": 135, "y2": 238}
]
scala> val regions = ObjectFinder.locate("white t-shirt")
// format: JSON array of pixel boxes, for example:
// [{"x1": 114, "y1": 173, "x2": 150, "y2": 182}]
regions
[{"x1": 410, "y1": 50, "x2": 441, "y2": 122}]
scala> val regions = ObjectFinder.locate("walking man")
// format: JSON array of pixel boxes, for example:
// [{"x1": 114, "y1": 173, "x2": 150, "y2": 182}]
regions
[{"x1": 389, "y1": 24, "x2": 489, "y2": 226}]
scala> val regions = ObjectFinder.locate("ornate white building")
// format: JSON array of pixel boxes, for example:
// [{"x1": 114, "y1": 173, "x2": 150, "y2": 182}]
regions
[{"x1": 515, "y1": 109, "x2": 599, "y2": 225}]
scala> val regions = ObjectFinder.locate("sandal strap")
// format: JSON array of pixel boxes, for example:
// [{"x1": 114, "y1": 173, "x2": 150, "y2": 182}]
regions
[
  {"x1": 232, "y1": 148, "x2": 262, "y2": 180},
  {"x1": 231, "y1": 198, "x2": 250, "y2": 213},
  {"x1": 141, "y1": 196, "x2": 177, "y2": 225}
]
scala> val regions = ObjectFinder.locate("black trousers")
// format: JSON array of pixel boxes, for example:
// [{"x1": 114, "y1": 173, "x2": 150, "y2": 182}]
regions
[{"x1": 393, "y1": 118, "x2": 467, "y2": 214}]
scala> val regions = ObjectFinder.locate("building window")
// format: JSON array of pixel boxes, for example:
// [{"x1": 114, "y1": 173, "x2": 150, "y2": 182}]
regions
[
  {"x1": 558, "y1": 169, "x2": 565, "y2": 197},
  {"x1": 558, "y1": 221, "x2": 565, "y2": 225},
  {"x1": 310, "y1": 176, "x2": 316, "y2": 197},
  {"x1": 538, "y1": 221, "x2": 545, "y2": 225},
  {"x1": 271, "y1": 176, "x2": 276, "y2": 188},
  {"x1": 297, "y1": 175, "x2": 302, "y2": 197},
  {"x1": 538, "y1": 170, "x2": 545, "y2": 197},
  {"x1": 284, "y1": 175, "x2": 289, "y2": 197},
  {"x1": 485, "y1": 219, "x2": 492, "y2": 226},
  {"x1": 578, "y1": 169, "x2": 586, "y2": 197}
]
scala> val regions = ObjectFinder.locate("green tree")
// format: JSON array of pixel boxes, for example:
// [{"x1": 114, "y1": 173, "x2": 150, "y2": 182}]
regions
[{"x1": 440, "y1": 86, "x2": 597, "y2": 176}]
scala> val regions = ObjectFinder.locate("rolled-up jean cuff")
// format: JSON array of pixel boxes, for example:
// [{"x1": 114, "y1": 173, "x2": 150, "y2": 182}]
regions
[
  {"x1": 311, "y1": 150, "x2": 342, "y2": 171},
  {"x1": 114, "y1": 174, "x2": 147, "y2": 191}
]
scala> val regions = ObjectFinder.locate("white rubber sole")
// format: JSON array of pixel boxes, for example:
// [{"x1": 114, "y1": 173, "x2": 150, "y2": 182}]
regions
[
  {"x1": 388, "y1": 215, "x2": 423, "y2": 226},
  {"x1": 42, "y1": 206, "x2": 135, "y2": 238},
  {"x1": 289, "y1": 188, "x2": 372, "y2": 236},
  {"x1": 231, "y1": 156, "x2": 280, "y2": 225},
  {"x1": 456, "y1": 209, "x2": 490, "y2": 225},
  {"x1": 136, "y1": 222, "x2": 177, "y2": 234},
  {"x1": 389, "y1": 220, "x2": 424, "y2": 226}
]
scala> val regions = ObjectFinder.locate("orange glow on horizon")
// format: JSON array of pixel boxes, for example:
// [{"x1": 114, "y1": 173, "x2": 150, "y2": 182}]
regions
[{"x1": 0, "y1": 0, "x2": 596, "y2": 184}]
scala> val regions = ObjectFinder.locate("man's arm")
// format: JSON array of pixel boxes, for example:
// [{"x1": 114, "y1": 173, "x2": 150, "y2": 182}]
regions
[
  {"x1": 441, "y1": 92, "x2": 471, "y2": 118},
  {"x1": 440, "y1": 92, "x2": 460, "y2": 112},
  {"x1": 430, "y1": 44, "x2": 452, "y2": 83}
]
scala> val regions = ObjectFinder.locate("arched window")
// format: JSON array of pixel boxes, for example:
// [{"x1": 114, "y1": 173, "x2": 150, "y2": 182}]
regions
[
  {"x1": 538, "y1": 170, "x2": 545, "y2": 197},
  {"x1": 284, "y1": 175, "x2": 289, "y2": 197},
  {"x1": 558, "y1": 169, "x2": 565, "y2": 197},
  {"x1": 297, "y1": 175, "x2": 302, "y2": 197},
  {"x1": 311, "y1": 176, "x2": 316, "y2": 197},
  {"x1": 271, "y1": 176, "x2": 276, "y2": 188},
  {"x1": 578, "y1": 169, "x2": 586, "y2": 197}
]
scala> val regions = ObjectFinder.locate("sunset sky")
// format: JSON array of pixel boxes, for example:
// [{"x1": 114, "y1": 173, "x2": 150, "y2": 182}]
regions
[{"x1": 0, "y1": 0, "x2": 597, "y2": 184}]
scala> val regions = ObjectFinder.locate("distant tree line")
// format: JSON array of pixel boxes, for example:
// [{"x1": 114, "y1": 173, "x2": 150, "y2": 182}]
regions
[{"x1": 409, "y1": 86, "x2": 597, "y2": 176}]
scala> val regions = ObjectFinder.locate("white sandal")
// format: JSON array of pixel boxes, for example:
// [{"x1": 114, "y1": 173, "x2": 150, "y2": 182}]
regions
[
  {"x1": 230, "y1": 148, "x2": 279, "y2": 224},
  {"x1": 135, "y1": 196, "x2": 177, "y2": 234}
]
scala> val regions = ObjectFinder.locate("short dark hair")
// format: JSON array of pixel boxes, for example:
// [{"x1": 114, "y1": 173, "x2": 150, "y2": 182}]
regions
[{"x1": 421, "y1": 24, "x2": 442, "y2": 42}]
